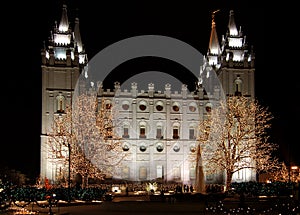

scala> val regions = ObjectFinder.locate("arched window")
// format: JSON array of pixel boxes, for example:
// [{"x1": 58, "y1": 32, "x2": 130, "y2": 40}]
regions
[
  {"x1": 122, "y1": 166, "x2": 130, "y2": 179},
  {"x1": 172, "y1": 102, "x2": 180, "y2": 112},
  {"x1": 155, "y1": 101, "x2": 164, "y2": 111},
  {"x1": 189, "y1": 124, "x2": 196, "y2": 140},
  {"x1": 139, "y1": 122, "x2": 147, "y2": 138},
  {"x1": 139, "y1": 100, "x2": 147, "y2": 111},
  {"x1": 234, "y1": 75, "x2": 243, "y2": 96},
  {"x1": 189, "y1": 127, "x2": 196, "y2": 140},
  {"x1": 156, "y1": 124, "x2": 163, "y2": 139},
  {"x1": 205, "y1": 102, "x2": 212, "y2": 113},
  {"x1": 56, "y1": 94, "x2": 65, "y2": 113},
  {"x1": 139, "y1": 167, "x2": 147, "y2": 179},
  {"x1": 189, "y1": 167, "x2": 196, "y2": 179},
  {"x1": 173, "y1": 166, "x2": 180, "y2": 179},
  {"x1": 189, "y1": 103, "x2": 197, "y2": 112},
  {"x1": 122, "y1": 124, "x2": 129, "y2": 138},
  {"x1": 173, "y1": 123, "x2": 180, "y2": 139},
  {"x1": 105, "y1": 100, "x2": 112, "y2": 109}
]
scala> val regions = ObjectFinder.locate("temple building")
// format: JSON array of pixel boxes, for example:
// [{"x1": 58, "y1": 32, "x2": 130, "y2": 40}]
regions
[{"x1": 40, "y1": 4, "x2": 256, "y2": 186}]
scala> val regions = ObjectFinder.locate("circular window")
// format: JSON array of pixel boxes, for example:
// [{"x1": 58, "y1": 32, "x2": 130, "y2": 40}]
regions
[
  {"x1": 156, "y1": 143, "x2": 164, "y2": 152},
  {"x1": 122, "y1": 104, "x2": 129, "y2": 110},
  {"x1": 122, "y1": 143, "x2": 130, "y2": 151},
  {"x1": 156, "y1": 105, "x2": 163, "y2": 111},
  {"x1": 190, "y1": 145, "x2": 196, "y2": 153},
  {"x1": 106, "y1": 103, "x2": 112, "y2": 109},
  {"x1": 172, "y1": 105, "x2": 179, "y2": 112},
  {"x1": 173, "y1": 145, "x2": 180, "y2": 152},
  {"x1": 139, "y1": 104, "x2": 146, "y2": 111},
  {"x1": 140, "y1": 145, "x2": 147, "y2": 152},
  {"x1": 189, "y1": 105, "x2": 196, "y2": 112},
  {"x1": 205, "y1": 103, "x2": 212, "y2": 112}
]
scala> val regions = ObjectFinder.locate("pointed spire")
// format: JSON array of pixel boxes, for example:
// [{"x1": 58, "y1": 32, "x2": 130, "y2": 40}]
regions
[
  {"x1": 208, "y1": 10, "x2": 221, "y2": 56},
  {"x1": 58, "y1": 4, "x2": 69, "y2": 32},
  {"x1": 228, "y1": 10, "x2": 238, "y2": 36},
  {"x1": 74, "y1": 17, "x2": 83, "y2": 53}
]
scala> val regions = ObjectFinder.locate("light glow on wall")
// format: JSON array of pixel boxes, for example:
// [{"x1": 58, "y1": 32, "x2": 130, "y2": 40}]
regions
[
  {"x1": 208, "y1": 56, "x2": 218, "y2": 66},
  {"x1": 59, "y1": 24, "x2": 69, "y2": 32},
  {"x1": 54, "y1": 34, "x2": 71, "y2": 45},
  {"x1": 229, "y1": 27, "x2": 238, "y2": 36},
  {"x1": 55, "y1": 48, "x2": 66, "y2": 60},
  {"x1": 79, "y1": 54, "x2": 85, "y2": 64},
  {"x1": 228, "y1": 38, "x2": 243, "y2": 48}
]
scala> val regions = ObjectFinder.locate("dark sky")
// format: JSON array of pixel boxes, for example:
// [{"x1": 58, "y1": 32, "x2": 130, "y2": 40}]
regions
[{"x1": 1, "y1": 1, "x2": 298, "y2": 180}]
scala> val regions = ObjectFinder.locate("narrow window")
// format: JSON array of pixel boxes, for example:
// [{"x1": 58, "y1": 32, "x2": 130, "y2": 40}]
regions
[
  {"x1": 139, "y1": 126, "x2": 146, "y2": 138},
  {"x1": 56, "y1": 95, "x2": 65, "y2": 113},
  {"x1": 234, "y1": 75, "x2": 242, "y2": 96},
  {"x1": 139, "y1": 167, "x2": 147, "y2": 180},
  {"x1": 123, "y1": 125, "x2": 129, "y2": 138},
  {"x1": 189, "y1": 128, "x2": 195, "y2": 140},
  {"x1": 156, "y1": 126, "x2": 163, "y2": 139},
  {"x1": 173, "y1": 127, "x2": 179, "y2": 139}
]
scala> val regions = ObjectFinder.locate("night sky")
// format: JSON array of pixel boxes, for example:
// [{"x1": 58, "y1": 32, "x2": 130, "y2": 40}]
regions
[{"x1": 1, "y1": 1, "x2": 298, "y2": 180}]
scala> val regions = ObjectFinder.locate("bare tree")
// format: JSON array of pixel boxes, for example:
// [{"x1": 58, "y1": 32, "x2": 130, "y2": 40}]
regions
[{"x1": 197, "y1": 96, "x2": 280, "y2": 190}]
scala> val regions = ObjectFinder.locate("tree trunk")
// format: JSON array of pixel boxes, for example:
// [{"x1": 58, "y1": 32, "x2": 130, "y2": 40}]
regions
[
  {"x1": 82, "y1": 175, "x2": 89, "y2": 188},
  {"x1": 226, "y1": 170, "x2": 233, "y2": 191},
  {"x1": 195, "y1": 145, "x2": 205, "y2": 193}
]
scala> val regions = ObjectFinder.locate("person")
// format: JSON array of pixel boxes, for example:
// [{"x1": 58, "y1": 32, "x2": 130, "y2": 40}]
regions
[
  {"x1": 239, "y1": 191, "x2": 245, "y2": 208},
  {"x1": 190, "y1": 185, "x2": 194, "y2": 193},
  {"x1": 125, "y1": 186, "x2": 129, "y2": 196}
]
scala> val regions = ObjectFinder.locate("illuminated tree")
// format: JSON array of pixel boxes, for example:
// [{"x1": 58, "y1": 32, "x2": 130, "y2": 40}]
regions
[
  {"x1": 271, "y1": 161, "x2": 289, "y2": 182},
  {"x1": 198, "y1": 96, "x2": 279, "y2": 190},
  {"x1": 47, "y1": 92, "x2": 125, "y2": 187},
  {"x1": 85, "y1": 95, "x2": 126, "y2": 179},
  {"x1": 47, "y1": 105, "x2": 73, "y2": 186}
]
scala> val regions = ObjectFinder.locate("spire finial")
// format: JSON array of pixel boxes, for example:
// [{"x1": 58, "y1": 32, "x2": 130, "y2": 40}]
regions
[{"x1": 211, "y1": 9, "x2": 220, "y2": 26}]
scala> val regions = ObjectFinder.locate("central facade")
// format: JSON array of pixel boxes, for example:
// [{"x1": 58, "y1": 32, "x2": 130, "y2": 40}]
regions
[
  {"x1": 96, "y1": 81, "x2": 222, "y2": 185},
  {"x1": 40, "y1": 4, "x2": 256, "y2": 186}
]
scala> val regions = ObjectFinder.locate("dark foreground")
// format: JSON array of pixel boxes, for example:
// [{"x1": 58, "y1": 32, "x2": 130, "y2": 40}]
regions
[{"x1": 2, "y1": 194, "x2": 300, "y2": 215}]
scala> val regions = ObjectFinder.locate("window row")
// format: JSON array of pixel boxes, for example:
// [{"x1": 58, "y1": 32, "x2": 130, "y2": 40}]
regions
[
  {"x1": 122, "y1": 100, "x2": 198, "y2": 112},
  {"x1": 122, "y1": 125, "x2": 197, "y2": 140},
  {"x1": 54, "y1": 95, "x2": 213, "y2": 114},
  {"x1": 121, "y1": 165, "x2": 199, "y2": 181},
  {"x1": 122, "y1": 142, "x2": 197, "y2": 153}
]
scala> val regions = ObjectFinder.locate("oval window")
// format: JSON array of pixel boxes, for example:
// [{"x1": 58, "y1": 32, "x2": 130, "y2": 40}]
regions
[
  {"x1": 173, "y1": 105, "x2": 179, "y2": 112},
  {"x1": 139, "y1": 104, "x2": 146, "y2": 111},
  {"x1": 190, "y1": 145, "x2": 196, "y2": 153},
  {"x1": 156, "y1": 105, "x2": 163, "y2": 111},
  {"x1": 173, "y1": 145, "x2": 180, "y2": 152},
  {"x1": 122, "y1": 104, "x2": 129, "y2": 110},
  {"x1": 189, "y1": 106, "x2": 196, "y2": 112},
  {"x1": 122, "y1": 144, "x2": 130, "y2": 151},
  {"x1": 156, "y1": 144, "x2": 164, "y2": 152},
  {"x1": 106, "y1": 103, "x2": 112, "y2": 109},
  {"x1": 140, "y1": 145, "x2": 147, "y2": 152}
]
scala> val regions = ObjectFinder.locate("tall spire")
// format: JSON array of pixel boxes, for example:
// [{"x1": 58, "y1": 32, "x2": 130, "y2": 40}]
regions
[
  {"x1": 208, "y1": 9, "x2": 221, "y2": 56},
  {"x1": 59, "y1": 4, "x2": 69, "y2": 32},
  {"x1": 42, "y1": 2, "x2": 88, "y2": 66},
  {"x1": 205, "y1": 9, "x2": 221, "y2": 71},
  {"x1": 228, "y1": 10, "x2": 238, "y2": 36},
  {"x1": 74, "y1": 18, "x2": 83, "y2": 53}
]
